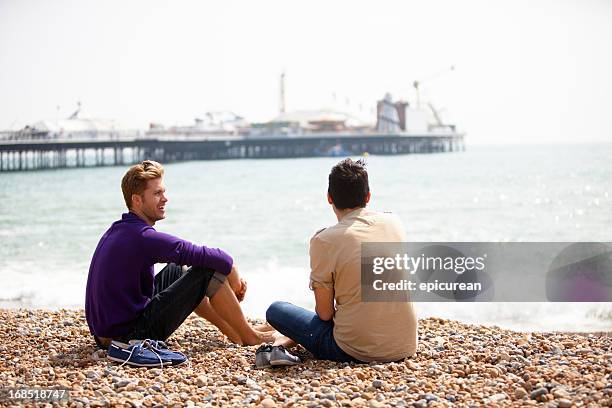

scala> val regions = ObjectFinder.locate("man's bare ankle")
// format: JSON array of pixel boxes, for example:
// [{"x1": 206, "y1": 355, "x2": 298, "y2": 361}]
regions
[
  {"x1": 242, "y1": 337, "x2": 262, "y2": 346},
  {"x1": 256, "y1": 331, "x2": 276, "y2": 344}
]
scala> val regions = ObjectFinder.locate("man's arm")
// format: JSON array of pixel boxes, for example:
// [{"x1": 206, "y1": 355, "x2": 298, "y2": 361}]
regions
[
  {"x1": 309, "y1": 233, "x2": 335, "y2": 321},
  {"x1": 141, "y1": 228, "x2": 233, "y2": 275},
  {"x1": 313, "y1": 286, "x2": 335, "y2": 321}
]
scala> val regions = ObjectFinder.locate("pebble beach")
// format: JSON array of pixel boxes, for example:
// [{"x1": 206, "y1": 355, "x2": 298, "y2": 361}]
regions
[{"x1": 0, "y1": 309, "x2": 610, "y2": 407}]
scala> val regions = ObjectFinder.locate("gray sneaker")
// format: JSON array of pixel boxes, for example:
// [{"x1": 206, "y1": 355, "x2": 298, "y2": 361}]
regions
[
  {"x1": 270, "y1": 345, "x2": 301, "y2": 366},
  {"x1": 255, "y1": 344, "x2": 273, "y2": 369}
]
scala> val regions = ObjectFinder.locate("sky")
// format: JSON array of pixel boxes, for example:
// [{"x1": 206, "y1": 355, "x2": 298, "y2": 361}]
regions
[{"x1": 0, "y1": 0, "x2": 611, "y2": 144}]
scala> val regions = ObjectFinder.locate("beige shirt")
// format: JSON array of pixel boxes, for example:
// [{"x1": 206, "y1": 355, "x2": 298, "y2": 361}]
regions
[{"x1": 309, "y1": 208, "x2": 418, "y2": 362}]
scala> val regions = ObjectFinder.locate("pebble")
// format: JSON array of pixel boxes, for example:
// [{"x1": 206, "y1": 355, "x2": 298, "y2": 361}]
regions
[
  {"x1": 553, "y1": 387, "x2": 569, "y2": 398},
  {"x1": 413, "y1": 400, "x2": 427, "y2": 408},
  {"x1": 530, "y1": 387, "x2": 548, "y2": 400},
  {"x1": 498, "y1": 352, "x2": 511, "y2": 361},
  {"x1": 85, "y1": 370, "x2": 99, "y2": 379},
  {"x1": 113, "y1": 379, "x2": 131, "y2": 389},
  {"x1": 422, "y1": 393, "x2": 437, "y2": 402},
  {"x1": 196, "y1": 375, "x2": 207, "y2": 387},
  {"x1": 0, "y1": 309, "x2": 608, "y2": 408},
  {"x1": 261, "y1": 398, "x2": 276, "y2": 407},
  {"x1": 486, "y1": 367, "x2": 501, "y2": 377},
  {"x1": 514, "y1": 387, "x2": 528, "y2": 399},
  {"x1": 489, "y1": 393, "x2": 507, "y2": 402}
]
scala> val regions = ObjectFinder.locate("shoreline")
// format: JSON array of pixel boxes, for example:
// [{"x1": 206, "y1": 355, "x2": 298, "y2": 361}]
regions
[
  {"x1": 1, "y1": 305, "x2": 610, "y2": 335},
  {"x1": 1, "y1": 309, "x2": 610, "y2": 407}
]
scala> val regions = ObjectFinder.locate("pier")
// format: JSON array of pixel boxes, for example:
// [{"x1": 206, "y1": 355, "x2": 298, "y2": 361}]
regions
[{"x1": 0, "y1": 133, "x2": 464, "y2": 172}]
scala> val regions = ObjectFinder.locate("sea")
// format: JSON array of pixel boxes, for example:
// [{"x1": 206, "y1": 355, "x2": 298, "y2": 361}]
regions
[{"x1": 1, "y1": 143, "x2": 611, "y2": 332}]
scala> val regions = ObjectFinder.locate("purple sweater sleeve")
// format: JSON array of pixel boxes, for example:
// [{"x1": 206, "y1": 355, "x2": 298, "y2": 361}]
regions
[{"x1": 140, "y1": 227, "x2": 233, "y2": 275}]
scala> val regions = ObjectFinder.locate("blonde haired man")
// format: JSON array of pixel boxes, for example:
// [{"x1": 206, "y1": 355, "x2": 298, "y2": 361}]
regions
[{"x1": 85, "y1": 160, "x2": 271, "y2": 365}]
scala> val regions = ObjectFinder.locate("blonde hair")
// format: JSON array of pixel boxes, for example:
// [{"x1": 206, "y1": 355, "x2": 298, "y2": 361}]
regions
[{"x1": 121, "y1": 160, "x2": 164, "y2": 209}]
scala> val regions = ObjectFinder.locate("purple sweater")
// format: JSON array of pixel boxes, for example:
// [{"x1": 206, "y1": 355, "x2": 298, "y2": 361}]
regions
[{"x1": 85, "y1": 212, "x2": 233, "y2": 338}]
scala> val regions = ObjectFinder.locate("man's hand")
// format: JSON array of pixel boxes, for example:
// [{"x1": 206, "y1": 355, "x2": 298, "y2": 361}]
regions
[
  {"x1": 227, "y1": 265, "x2": 247, "y2": 302},
  {"x1": 236, "y1": 278, "x2": 247, "y2": 302}
]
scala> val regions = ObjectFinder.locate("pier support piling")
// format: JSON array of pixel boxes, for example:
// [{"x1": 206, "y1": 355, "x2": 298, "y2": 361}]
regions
[{"x1": 0, "y1": 134, "x2": 465, "y2": 172}]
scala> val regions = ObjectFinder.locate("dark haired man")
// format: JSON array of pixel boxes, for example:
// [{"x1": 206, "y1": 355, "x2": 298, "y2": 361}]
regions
[{"x1": 263, "y1": 158, "x2": 417, "y2": 365}]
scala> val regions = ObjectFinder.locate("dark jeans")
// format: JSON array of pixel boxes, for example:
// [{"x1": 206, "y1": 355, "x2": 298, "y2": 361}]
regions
[
  {"x1": 94, "y1": 263, "x2": 216, "y2": 349},
  {"x1": 266, "y1": 301, "x2": 363, "y2": 363}
]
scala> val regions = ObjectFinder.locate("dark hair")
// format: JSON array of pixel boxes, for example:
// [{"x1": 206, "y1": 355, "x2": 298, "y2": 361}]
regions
[{"x1": 328, "y1": 158, "x2": 369, "y2": 210}]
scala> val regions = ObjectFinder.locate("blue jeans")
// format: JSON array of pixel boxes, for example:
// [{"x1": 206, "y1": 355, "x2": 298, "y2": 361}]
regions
[{"x1": 266, "y1": 301, "x2": 363, "y2": 363}]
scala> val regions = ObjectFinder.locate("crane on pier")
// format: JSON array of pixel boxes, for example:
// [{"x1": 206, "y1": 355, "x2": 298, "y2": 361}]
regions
[
  {"x1": 279, "y1": 71, "x2": 286, "y2": 114},
  {"x1": 410, "y1": 65, "x2": 457, "y2": 132},
  {"x1": 412, "y1": 65, "x2": 455, "y2": 109}
]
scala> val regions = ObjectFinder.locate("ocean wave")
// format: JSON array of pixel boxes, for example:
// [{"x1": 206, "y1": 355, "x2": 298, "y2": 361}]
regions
[{"x1": 1, "y1": 258, "x2": 610, "y2": 332}]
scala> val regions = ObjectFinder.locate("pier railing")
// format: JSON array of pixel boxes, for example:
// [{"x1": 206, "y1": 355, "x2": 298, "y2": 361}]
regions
[{"x1": 0, "y1": 133, "x2": 465, "y2": 172}]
